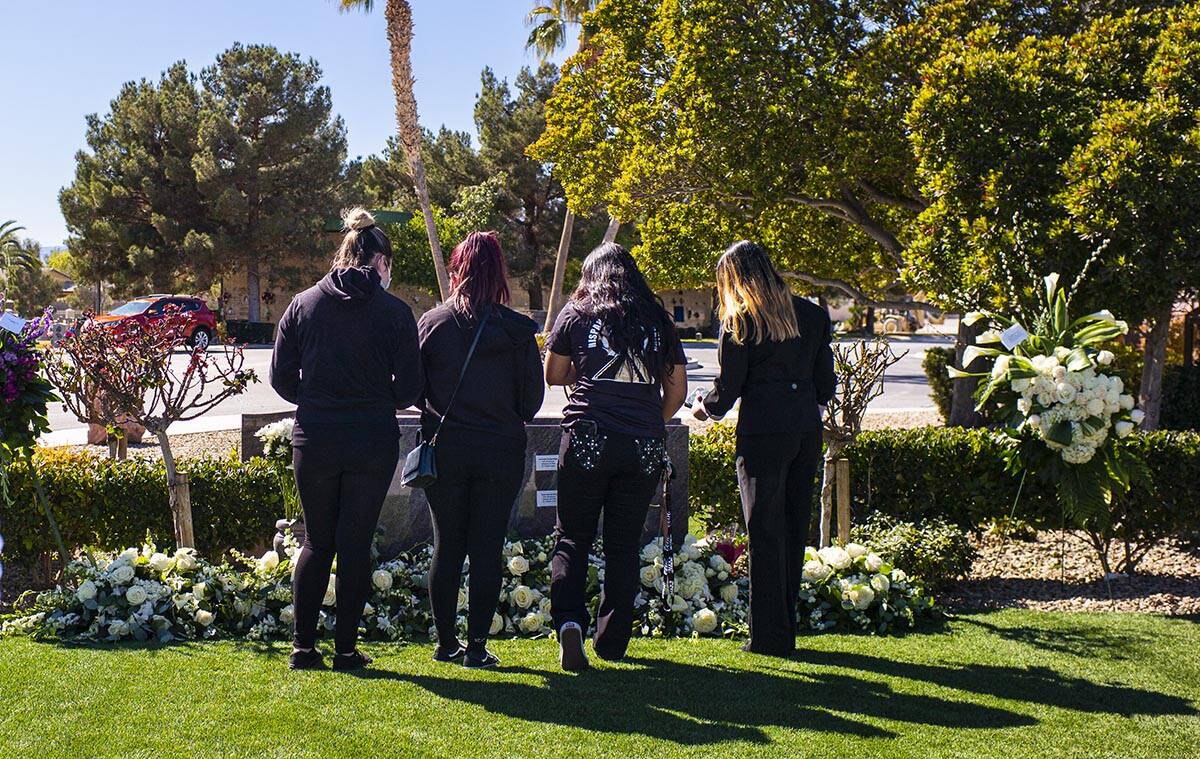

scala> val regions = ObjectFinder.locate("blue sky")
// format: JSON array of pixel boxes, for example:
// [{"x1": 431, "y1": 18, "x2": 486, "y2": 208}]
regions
[{"x1": 0, "y1": 0, "x2": 563, "y2": 249}]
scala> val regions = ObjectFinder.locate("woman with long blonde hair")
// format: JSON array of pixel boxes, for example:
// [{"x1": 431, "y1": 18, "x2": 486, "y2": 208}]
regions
[{"x1": 692, "y1": 240, "x2": 835, "y2": 656}]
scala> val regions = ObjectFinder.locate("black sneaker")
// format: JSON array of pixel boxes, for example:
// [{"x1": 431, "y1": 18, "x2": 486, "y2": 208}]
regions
[
  {"x1": 558, "y1": 623, "x2": 589, "y2": 672},
  {"x1": 463, "y1": 648, "x2": 500, "y2": 669},
  {"x1": 289, "y1": 649, "x2": 324, "y2": 670},
  {"x1": 433, "y1": 641, "x2": 468, "y2": 663},
  {"x1": 332, "y1": 650, "x2": 373, "y2": 671},
  {"x1": 593, "y1": 647, "x2": 625, "y2": 663}
]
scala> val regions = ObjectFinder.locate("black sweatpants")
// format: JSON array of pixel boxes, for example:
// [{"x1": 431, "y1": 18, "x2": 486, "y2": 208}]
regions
[
  {"x1": 291, "y1": 430, "x2": 400, "y2": 653},
  {"x1": 550, "y1": 424, "x2": 664, "y2": 660},
  {"x1": 736, "y1": 428, "x2": 822, "y2": 655},
  {"x1": 425, "y1": 438, "x2": 526, "y2": 647}
]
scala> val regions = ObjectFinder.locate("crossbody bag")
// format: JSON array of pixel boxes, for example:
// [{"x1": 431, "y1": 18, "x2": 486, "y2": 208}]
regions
[{"x1": 401, "y1": 310, "x2": 491, "y2": 489}]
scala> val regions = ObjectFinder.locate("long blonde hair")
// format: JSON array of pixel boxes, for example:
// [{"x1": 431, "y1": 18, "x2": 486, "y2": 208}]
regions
[
  {"x1": 715, "y1": 241, "x2": 799, "y2": 345},
  {"x1": 331, "y1": 207, "x2": 392, "y2": 269}
]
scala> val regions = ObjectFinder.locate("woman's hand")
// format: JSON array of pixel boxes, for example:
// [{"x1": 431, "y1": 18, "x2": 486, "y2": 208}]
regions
[{"x1": 690, "y1": 390, "x2": 709, "y2": 421}]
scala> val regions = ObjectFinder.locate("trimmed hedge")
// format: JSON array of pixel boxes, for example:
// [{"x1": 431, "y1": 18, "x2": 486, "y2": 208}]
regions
[
  {"x1": 691, "y1": 424, "x2": 1200, "y2": 538},
  {"x1": 1, "y1": 449, "x2": 282, "y2": 564}
]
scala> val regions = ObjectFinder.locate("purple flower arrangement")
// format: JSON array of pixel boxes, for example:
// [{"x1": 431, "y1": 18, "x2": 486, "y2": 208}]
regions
[
  {"x1": 0, "y1": 308, "x2": 56, "y2": 464},
  {"x1": 0, "y1": 311, "x2": 50, "y2": 403}
]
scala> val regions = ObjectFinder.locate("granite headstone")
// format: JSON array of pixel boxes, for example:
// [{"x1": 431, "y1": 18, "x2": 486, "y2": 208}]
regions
[{"x1": 241, "y1": 412, "x2": 689, "y2": 559}]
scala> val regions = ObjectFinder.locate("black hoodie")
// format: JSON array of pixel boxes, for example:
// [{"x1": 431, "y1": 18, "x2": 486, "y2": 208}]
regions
[
  {"x1": 270, "y1": 267, "x2": 421, "y2": 440},
  {"x1": 417, "y1": 303, "x2": 544, "y2": 446}
]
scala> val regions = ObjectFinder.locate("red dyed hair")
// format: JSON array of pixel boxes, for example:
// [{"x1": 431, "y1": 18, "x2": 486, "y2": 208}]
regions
[{"x1": 447, "y1": 231, "x2": 510, "y2": 316}]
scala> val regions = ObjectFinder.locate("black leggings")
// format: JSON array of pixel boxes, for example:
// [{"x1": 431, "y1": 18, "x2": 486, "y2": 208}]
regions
[
  {"x1": 425, "y1": 439, "x2": 525, "y2": 647},
  {"x1": 551, "y1": 424, "x2": 664, "y2": 660},
  {"x1": 291, "y1": 433, "x2": 399, "y2": 653},
  {"x1": 735, "y1": 428, "x2": 821, "y2": 655}
]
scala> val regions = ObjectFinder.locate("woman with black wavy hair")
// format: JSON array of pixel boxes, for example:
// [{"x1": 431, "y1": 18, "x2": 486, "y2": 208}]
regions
[{"x1": 544, "y1": 243, "x2": 688, "y2": 670}]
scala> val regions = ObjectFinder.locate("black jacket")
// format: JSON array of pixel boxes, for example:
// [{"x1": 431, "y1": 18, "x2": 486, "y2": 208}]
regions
[
  {"x1": 417, "y1": 303, "x2": 544, "y2": 445},
  {"x1": 270, "y1": 267, "x2": 422, "y2": 435},
  {"x1": 702, "y1": 296, "x2": 836, "y2": 435}
]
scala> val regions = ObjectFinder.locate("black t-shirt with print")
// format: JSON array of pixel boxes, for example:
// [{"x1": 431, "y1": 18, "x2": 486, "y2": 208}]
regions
[{"x1": 547, "y1": 302, "x2": 687, "y2": 439}]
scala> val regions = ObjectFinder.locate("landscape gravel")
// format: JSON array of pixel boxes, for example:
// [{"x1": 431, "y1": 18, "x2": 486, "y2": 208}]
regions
[{"x1": 945, "y1": 531, "x2": 1200, "y2": 616}]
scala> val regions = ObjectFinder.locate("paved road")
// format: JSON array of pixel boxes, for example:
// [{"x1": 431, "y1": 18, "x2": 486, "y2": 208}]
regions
[{"x1": 46, "y1": 336, "x2": 950, "y2": 432}]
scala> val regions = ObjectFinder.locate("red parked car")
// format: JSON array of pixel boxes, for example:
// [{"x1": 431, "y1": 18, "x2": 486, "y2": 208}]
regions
[{"x1": 94, "y1": 295, "x2": 218, "y2": 349}]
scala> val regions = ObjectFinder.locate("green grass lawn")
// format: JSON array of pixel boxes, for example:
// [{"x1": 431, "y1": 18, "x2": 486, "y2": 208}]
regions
[{"x1": 2, "y1": 610, "x2": 1198, "y2": 758}]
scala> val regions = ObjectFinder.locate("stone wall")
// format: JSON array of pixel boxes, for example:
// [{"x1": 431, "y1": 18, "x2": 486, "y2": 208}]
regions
[{"x1": 242, "y1": 411, "x2": 690, "y2": 557}]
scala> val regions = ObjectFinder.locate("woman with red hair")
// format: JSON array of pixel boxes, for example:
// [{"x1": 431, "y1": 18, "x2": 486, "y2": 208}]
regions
[{"x1": 416, "y1": 231, "x2": 544, "y2": 668}]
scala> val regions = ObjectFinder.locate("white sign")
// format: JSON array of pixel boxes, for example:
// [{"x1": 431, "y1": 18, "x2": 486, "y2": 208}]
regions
[
  {"x1": 534, "y1": 454, "x2": 558, "y2": 472},
  {"x1": 536, "y1": 490, "x2": 558, "y2": 509},
  {"x1": 0, "y1": 312, "x2": 27, "y2": 334},
  {"x1": 1000, "y1": 323, "x2": 1030, "y2": 350}
]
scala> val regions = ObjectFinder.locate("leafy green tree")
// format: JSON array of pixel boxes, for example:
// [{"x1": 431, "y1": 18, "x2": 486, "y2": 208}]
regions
[
  {"x1": 382, "y1": 207, "x2": 466, "y2": 295},
  {"x1": 7, "y1": 264, "x2": 62, "y2": 317},
  {"x1": 910, "y1": 5, "x2": 1200, "y2": 428},
  {"x1": 532, "y1": 0, "x2": 928, "y2": 305},
  {"x1": 533, "y1": 0, "x2": 1176, "y2": 424},
  {"x1": 58, "y1": 63, "x2": 210, "y2": 297},
  {"x1": 360, "y1": 128, "x2": 486, "y2": 210},
  {"x1": 1060, "y1": 4, "x2": 1200, "y2": 427},
  {"x1": 473, "y1": 64, "x2": 574, "y2": 309},
  {"x1": 192, "y1": 44, "x2": 347, "y2": 322},
  {"x1": 0, "y1": 234, "x2": 58, "y2": 314}
]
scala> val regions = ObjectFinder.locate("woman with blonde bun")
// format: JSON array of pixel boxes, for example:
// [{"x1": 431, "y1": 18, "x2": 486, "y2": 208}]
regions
[{"x1": 270, "y1": 207, "x2": 422, "y2": 671}]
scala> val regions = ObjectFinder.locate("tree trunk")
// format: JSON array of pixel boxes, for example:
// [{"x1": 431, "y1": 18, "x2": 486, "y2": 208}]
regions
[
  {"x1": 246, "y1": 260, "x2": 261, "y2": 323},
  {"x1": 949, "y1": 316, "x2": 985, "y2": 428},
  {"x1": 1137, "y1": 303, "x2": 1173, "y2": 430},
  {"x1": 543, "y1": 209, "x2": 575, "y2": 332},
  {"x1": 386, "y1": 0, "x2": 450, "y2": 301},
  {"x1": 527, "y1": 280, "x2": 544, "y2": 311},
  {"x1": 156, "y1": 429, "x2": 195, "y2": 548},
  {"x1": 864, "y1": 307, "x2": 876, "y2": 335},
  {"x1": 602, "y1": 214, "x2": 620, "y2": 244},
  {"x1": 818, "y1": 442, "x2": 844, "y2": 547}
]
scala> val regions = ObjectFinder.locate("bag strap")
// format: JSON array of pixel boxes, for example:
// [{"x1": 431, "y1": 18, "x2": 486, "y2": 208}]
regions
[{"x1": 430, "y1": 309, "x2": 491, "y2": 445}]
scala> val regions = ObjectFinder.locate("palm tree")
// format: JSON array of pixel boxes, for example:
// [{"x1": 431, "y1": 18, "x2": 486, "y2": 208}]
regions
[
  {"x1": 526, "y1": 1, "x2": 618, "y2": 331},
  {"x1": 0, "y1": 220, "x2": 40, "y2": 299},
  {"x1": 337, "y1": 0, "x2": 450, "y2": 300}
]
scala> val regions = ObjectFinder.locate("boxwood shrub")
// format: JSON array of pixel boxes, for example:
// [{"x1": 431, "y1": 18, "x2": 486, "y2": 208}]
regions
[
  {"x1": 1, "y1": 449, "x2": 282, "y2": 564},
  {"x1": 690, "y1": 424, "x2": 1200, "y2": 540},
  {"x1": 921, "y1": 347, "x2": 954, "y2": 422}
]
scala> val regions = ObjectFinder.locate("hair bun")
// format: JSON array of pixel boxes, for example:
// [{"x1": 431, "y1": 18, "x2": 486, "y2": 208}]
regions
[{"x1": 341, "y1": 207, "x2": 376, "y2": 231}]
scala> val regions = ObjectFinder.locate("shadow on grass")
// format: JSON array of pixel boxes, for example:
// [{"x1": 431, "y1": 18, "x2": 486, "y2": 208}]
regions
[
  {"x1": 791, "y1": 647, "x2": 1196, "y2": 719},
  {"x1": 350, "y1": 654, "x2": 1041, "y2": 745},
  {"x1": 954, "y1": 615, "x2": 1157, "y2": 661}
]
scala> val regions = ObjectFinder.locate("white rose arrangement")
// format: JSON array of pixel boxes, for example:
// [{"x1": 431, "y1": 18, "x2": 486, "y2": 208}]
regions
[
  {"x1": 952, "y1": 273, "x2": 1147, "y2": 519},
  {"x1": 798, "y1": 545, "x2": 930, "y2": 633},
  {"x1": 6, "y1": 533, "x2": 930, "y2": 643}
]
